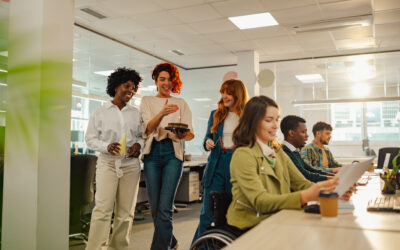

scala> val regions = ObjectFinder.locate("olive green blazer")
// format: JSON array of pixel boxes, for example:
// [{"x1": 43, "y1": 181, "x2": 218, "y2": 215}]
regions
[{"x1": 226, "y1": 142, "x2": 313, "y2": 229}]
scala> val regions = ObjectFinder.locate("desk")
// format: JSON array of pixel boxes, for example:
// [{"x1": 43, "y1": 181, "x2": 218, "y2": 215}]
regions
[{"x1": 225, "y1": 172, "x2": 400, "y2": 250}]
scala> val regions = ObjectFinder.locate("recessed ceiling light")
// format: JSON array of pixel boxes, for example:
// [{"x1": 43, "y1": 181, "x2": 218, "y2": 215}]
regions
[
  {"x1": 295, "y1": 74, "x2": 324, "y2": 83},
  {"x1": 193, "y1": 98, "x2": 212, "y2": 102},
  {"x1": 0, "y1": 69, "x2": 7, "y2": 73},
  {"x1": 228, "y1": 12, "x2": 278, "y2": 30},
  {"x1": 94, "y1": 70, "x2": 114, "y2": 76}
]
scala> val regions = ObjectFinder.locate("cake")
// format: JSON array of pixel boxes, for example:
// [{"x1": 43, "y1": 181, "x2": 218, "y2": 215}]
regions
[{"x1": 167, "y1": 122, "x2": 188, "y2": 129}]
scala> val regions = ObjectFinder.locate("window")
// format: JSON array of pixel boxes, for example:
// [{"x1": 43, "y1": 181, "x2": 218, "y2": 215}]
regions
[{"x1": 331, "y1": 102, "x2": 400, "y2": 141}]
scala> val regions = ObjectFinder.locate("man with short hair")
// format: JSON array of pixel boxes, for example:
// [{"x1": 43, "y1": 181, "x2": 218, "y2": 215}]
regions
[
  {"x1": 301, "y1": 121, "x2": 341, "y2": 173},
  {"x1": 280, "y1": 115, "x2": 329, "y2": 182}
]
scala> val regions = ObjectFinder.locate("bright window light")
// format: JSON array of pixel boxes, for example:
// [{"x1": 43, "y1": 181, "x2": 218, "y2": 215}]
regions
[
  {"x1": 347, "y1": 61, "x2": 376, "y2": 81},
  {"x1": 139, "y1": 85, "x2": 157, "y2": 92},
  {"x1": 228, "y1": 12, "x2": 278, "y2": 30},
  {"x1": 193, "y1": 98, "x2": 212, "y2": 102},
  {"x1": 94, "y1": 70, "x2": 114, "y2": 76},
  {"x1": 352, "y1": 83, "x2": 370, "y2": 97},
  {"x1": 295, "y1": 74, "x2": 324, "y2": 83}
]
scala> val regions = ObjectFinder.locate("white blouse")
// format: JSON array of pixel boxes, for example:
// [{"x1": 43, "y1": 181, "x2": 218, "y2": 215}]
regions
[
  {"x1": 223, "y1": 112, "x2": 239, "y2": 148},
  {"x1": 140, "y1": 96, "x2": 194, "y2": 161},
  {"x1": 85, "y1": 101, "x2": 143, "y2": 167}
]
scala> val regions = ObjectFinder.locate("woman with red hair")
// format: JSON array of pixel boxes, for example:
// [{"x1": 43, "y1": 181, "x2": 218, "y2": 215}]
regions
[
  {"x1": 192, "y1": 79, "x2": 248, "y2": 243},
  {"x1": 140, "y1": 63, "x2": 194, "y2": 250}
]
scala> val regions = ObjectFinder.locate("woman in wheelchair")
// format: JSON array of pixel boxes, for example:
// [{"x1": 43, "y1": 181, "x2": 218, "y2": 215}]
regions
[
  {"x1": 225, "y1": 95, "x2": 340, "y2": 234},
  {"x1": 191, "y1": 96, "x2": 341, "y2": 249}
]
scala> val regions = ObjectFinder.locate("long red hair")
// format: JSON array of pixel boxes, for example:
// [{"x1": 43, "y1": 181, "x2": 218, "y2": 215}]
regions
[{"x1": 210, "y1": 79, "x2": 249, "y2": 133}]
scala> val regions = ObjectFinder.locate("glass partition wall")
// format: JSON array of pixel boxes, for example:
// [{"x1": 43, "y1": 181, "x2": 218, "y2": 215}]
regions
[{"x1": 72, "y1": 25, "x2": 400, "y2": 157}]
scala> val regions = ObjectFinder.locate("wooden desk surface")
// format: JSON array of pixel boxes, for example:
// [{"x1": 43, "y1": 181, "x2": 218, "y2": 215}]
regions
[{"x1": 225, "y1": 172, "x2": 400, "y2": 250}]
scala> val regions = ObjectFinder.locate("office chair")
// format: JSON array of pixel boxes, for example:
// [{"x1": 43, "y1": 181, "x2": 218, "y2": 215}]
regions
[
  {"x1": 377, "y1": 147, "x2": 400, "y2": 169},
  {"x1": 69, "y1": 154, "x2": 97, "y2": 245}
]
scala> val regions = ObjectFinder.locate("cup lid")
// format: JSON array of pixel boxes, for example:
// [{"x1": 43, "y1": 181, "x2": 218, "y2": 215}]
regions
[{"x1": 318, "y1": 190, "x2": 339, "y2": 198}]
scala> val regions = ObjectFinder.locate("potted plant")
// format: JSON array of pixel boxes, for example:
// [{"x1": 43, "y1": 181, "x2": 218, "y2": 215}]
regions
[{"x1": 380, "y1": 150, "x2": 400, "y2": 194}]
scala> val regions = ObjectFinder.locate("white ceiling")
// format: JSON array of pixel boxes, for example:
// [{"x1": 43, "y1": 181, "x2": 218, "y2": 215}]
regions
[{"x1": 74, "y1": 0, "x2": 400, "y2": 68}]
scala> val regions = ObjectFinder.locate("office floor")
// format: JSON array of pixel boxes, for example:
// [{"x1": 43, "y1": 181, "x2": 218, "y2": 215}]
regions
[{"x1": 69, "y1": 202, "x2": 202, "y2": 250}]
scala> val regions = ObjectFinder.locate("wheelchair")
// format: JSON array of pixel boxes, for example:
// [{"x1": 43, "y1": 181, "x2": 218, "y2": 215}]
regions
[{"x1": 190, "y1": 191, "x2": 239, "y2": 250}]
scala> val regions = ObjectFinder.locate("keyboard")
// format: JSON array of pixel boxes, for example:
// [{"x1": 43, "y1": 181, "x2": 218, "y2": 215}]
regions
[{"x1": 367, "y1": 196, "x2": 400, "y2": 212}]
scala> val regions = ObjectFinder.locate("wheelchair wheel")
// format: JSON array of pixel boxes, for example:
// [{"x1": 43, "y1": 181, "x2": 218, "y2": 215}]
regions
[{"x1": 190, "y1": 229, "x2": 237, "y2": 250}]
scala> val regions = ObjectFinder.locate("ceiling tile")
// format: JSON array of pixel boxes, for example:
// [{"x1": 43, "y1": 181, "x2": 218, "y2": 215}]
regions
[
  {"x1": 130, "y1": 11, "x2": 182, "y2": 28},
  {"x1": 100, "y1": 0, "x2": 162, "y2": 16},
  {"x1": 152, "y1": 0, "x2": 206, "y2": 10},
  {"x1": 295, "y1": 32, "x2": 336, "y2": 50},
  {"x1": 319, "y1": 0, "x2": 372, "y2": 19},
  {"x1": 169, "y1": 4, "x2": 222, "y2": 23},
  {"x1": 374, "y1": 0, "x2": 400, "y2": 11},
  {"x1": 334, "y1": 37, "x2": 376, "y2": 50},
  {"x1": 188, "y1": 19, "x2": 237, "y2": 34},
  {"x1": 375, "y1": 23, "x2": 400, "y2": 38},
  {"x1": 211, "y1": 0, "x2": 267, "y2": 17},
  {"x1": 270, "y1": 5, "x2": 323, "y2": 27},
  {"x1": 204, "y1": 30, "x2": 247, "y2": 43},
  {"x1": 241, "y1": 25, "x2": 291, "y2": 39},
  {"x1": 375, "y1": 8, "x2": 400, "y2": 24},
  {"x1": 222, "y1": 40, "x2": 264, "y2": 52},
  {"x1": 90, "y1": 17, "x2": 147, "y2": 35},
  {"x1": 331, "y1": 26, "x2": 373, "y2": 40},
  {"x1": 260, "y1": 0, "x2": 315, "y2": 11}
]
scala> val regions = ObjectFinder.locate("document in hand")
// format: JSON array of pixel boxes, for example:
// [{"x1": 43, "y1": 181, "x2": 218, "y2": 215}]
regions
[{"x1": 334, "y1": 157, "x2": 375, "y2": 196}]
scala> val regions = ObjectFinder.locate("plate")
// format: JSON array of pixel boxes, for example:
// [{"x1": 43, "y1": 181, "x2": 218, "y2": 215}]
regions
[{"x1": 165, "y1": 126, "x2": 190, "y2": 132}]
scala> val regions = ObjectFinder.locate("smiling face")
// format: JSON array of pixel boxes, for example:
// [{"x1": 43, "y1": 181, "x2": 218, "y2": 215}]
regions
[
  {"x1": 221, "y1": 91, "x2": 235, "y2": 109},
  {"x1": 114, "y1": 80, "x2": 136, "y2": 104},
  {"x1": 155, "y1": 71, "x2": 172, "y2": 97},
  {"x1": 255, "y1": 106, "x2": 280, "y2": 144}
]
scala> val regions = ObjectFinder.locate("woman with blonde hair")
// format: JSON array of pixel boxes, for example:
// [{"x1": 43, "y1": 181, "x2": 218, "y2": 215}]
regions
[{"x1": 192, "y1": 79, "x2": 248, "y2": 242}]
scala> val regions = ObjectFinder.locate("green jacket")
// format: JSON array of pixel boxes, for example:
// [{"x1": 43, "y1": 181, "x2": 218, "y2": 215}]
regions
[{"x1": 226, "y1": 142, "x2": 313, "y2": 229}]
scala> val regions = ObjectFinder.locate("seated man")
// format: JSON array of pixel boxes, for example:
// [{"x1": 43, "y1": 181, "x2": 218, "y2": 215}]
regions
[
  {"x1": 280, "y1": 115, "x2": 329, "y2": 182},
  {"x1": 301, "y1": 121, "x2": 341, "y2": 174}
]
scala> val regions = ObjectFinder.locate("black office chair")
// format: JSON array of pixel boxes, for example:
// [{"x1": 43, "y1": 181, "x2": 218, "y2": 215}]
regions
[
  {"x1": 69, "y1": 154, "x2": 97, "y2": 245},
  {"x1": 377, "y1": 147, "x2": 400, "y2": 169},
  {"x1": 190, "y1": 191, "x2": 238, "y2": 250}
]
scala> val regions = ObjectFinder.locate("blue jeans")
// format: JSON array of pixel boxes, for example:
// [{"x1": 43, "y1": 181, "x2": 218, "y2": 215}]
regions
[
  {"x1": 144, "y1": 139, "x2": 183, "y2": 250},
  {"x1": 192, "y1": 149, "x2": 233, "y2": 244}
]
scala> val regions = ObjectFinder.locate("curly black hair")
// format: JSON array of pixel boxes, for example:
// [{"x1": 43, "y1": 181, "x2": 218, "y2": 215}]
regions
[{"x1": 106, "y1": 67, "x2": 143, "y2": 97}]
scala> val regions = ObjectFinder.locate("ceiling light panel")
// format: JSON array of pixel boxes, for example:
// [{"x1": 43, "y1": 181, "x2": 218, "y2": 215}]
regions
[
  {"x1": 295, "y1": 74, "x2": 325, "y2": 83},
  {"x1": 228, "y1": 12, "x2": 279, "y2": 30}
]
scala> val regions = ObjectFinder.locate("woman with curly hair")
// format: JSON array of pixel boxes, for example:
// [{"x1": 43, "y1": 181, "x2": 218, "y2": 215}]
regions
[
  {"x1": 140, "y1": 62, "x2": 194, "y2": 250},
  {"x1": 192, "y1": 79, "x2": 248, "y2": 243},
  {"x1": 85, "y1": 67, "x2": 143, "y2": 250}
]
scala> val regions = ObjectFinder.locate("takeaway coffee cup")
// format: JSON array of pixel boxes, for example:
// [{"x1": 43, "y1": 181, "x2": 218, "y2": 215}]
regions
[{"x1": 318, "y1": 190, "x2": 339, "y2": 218}]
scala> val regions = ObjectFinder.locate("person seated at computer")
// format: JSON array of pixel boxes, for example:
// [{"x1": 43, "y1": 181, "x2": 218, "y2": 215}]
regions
[
  {"x1": 225, "y1": 96, "x2": 340, "y2": 235},
  {"x1": 85, "y1": 67, "x2": 143, "y2": 250},
  {"x1": 301, "y1": 121, "x2": 341, "y2": 174},
  {"x1": 280, "y1": 115, "x2": 330, "y2": 182}
]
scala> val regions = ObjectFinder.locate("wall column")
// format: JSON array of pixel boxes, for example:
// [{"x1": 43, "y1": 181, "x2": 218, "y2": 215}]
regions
[
  {"x1": 237, "y1": 50, "x2": 260, "y2": 97},
  {"x1": 2, "y1": 0, "x2": 74, "y2": 249}
]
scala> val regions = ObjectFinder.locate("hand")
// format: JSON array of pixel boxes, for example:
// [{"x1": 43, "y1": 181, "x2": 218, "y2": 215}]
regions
[
  {"x1": 332, "y1": 167, "x2": 341, "y2": 174},
  {"x1": 159, "y1": 102, "x2": 179, "y2": 117},
  {"x1": 205, "y1": 138, "x2": 215, "y2": 150},
  {"x1": 340, "y1": 185, "x2": 356, "y2": 200},
  {"x1": 127, "y1": 143, "x2": 141, "y2": 158},
  {"x1": 300, "y1": 178, "x2": 339, "y2": 205},
  {"x1": 107, "y1": 142, "x2": 121, "y2": 155},
  {"x1": 172, "y1": 128, "x2": 187, "y2": 139}
]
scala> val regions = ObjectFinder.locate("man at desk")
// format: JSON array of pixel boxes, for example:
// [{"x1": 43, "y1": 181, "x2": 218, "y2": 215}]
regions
[
  {"x1": 280, "y1": 115, "x2": 329, "y2": 182},
  {"x1": 301, "y1": 121, "x2": 341, "y2": 174}
]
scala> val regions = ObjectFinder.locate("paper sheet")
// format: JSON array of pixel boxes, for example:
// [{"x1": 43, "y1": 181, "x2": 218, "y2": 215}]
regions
[{"x1": 334, "y1": 157, "x2": 375, "y2": 196}]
